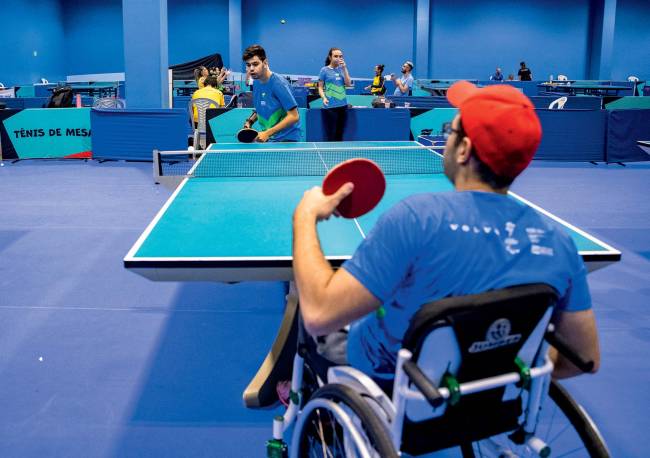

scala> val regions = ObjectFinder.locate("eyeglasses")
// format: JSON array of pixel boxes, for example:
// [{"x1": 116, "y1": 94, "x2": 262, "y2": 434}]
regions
[{"x1": 442, "y1": 122, "x2": 461, "y2": 139}]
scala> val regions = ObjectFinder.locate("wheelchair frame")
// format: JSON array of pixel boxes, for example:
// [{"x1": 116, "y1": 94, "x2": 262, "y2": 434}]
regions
[{"x1": 255, "y1": 284, "x2": 610, "y2": 457}]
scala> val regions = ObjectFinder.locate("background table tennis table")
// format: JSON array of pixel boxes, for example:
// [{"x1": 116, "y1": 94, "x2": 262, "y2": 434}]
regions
[
  {"x1": 537, "y1": 83, "x2": 632, "y2": 96},
  {"x1": 124, "y1": 141, "x2": 620, "y2": 281}
]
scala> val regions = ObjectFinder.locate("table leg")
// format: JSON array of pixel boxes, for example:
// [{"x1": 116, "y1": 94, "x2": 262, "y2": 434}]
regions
[{"x1": 243, "y1": 283, "x2": 300, "y2": 408}]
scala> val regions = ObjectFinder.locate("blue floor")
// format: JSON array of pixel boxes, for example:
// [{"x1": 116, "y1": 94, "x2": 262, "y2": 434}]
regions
[{"x1": 0, "y1": 158, "x2": 648, "y2": 456}]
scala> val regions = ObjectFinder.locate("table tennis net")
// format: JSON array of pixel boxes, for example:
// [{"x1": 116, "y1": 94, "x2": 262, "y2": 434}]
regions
[{"x1": 159, "y1": 145, "x2": 444, "y2": 178}]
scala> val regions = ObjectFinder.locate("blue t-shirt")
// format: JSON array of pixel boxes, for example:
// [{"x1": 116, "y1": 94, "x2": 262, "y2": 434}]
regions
[
  {"x1": 491, "y1": 72, "x2": 504, "y2": 81},
  {"x1": 393, "y1": 73, "x2": 414, "y2": 96},
  {"x1": 252, "y1": 73, "x2": 301, "y2": 141},
  {"x1": 318, "y1": 66, "x2": 348, "y2": 108},
  {"x1": 343, "y1": 191, "x2": 591, "y2": 379}
]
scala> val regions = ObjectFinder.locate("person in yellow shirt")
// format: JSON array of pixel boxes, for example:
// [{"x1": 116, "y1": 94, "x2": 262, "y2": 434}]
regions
[
  {"x1": 191, "y1": 75, "x2": 225, "y2": 123},
  {"x1": 364, "y1": 64, "x2": 386, "y2": 95},
  {"x1": 195, "y1": 66, "x2": 209, "y2": 88}
]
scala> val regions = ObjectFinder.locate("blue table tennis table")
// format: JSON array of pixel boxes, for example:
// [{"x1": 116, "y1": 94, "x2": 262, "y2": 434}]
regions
[{"x1": 124, "y1": 141, "x2": 620, "y2": 282}]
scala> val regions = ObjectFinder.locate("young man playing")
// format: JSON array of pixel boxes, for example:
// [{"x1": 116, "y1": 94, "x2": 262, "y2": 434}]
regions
[
  {"x1": 292, "y1": 81, "x2": 600, "y2": 382},
  {"x1": 241, "y1": 45, "x2": 301, "y2": 142}
]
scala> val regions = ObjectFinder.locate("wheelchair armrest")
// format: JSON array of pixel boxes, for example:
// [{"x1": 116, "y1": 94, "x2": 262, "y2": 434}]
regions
[
  {"x1": 545, "y1": 327, "x2": 594, "y2": 373},
  {"x1": 402, "y1": 360, "x2": 445, "y2": 408}
]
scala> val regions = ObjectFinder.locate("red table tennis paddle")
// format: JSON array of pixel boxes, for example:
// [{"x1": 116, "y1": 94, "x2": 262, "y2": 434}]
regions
[
  {"x1": 322, "y1": 159, "x2": 386, "y2": 218},
  {"x1": 237, "y1": 127, "x2": 258, "y2": 143}
]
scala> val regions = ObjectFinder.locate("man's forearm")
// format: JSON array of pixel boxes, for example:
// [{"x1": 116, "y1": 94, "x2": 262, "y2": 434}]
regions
[
  {"x1": 293, "y1": 213, "x2": 335, "y2": 328},
  {"x1": 244, "y1": 112, "x2": 258, "y2": 128}
]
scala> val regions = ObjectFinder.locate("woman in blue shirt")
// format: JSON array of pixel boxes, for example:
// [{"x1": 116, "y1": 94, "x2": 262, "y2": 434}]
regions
[{"x1": 318, "y1": 47, "x2": 352, "y2": 141}]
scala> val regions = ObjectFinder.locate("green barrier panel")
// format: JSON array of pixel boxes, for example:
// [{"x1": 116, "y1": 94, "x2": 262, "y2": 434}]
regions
[
  {"x1": 16, "y1": 86, "x2": 36, "y2": 97},
  {"x1": 412, "y1": 86, "x2": 430, "y2": 96},
  {"x1": 409, "y1": 108, "x2": 458, "y2": 139},
  {"x1": 309, "y1": 95, "x2": 375, "y2": 108},
  {"x1": 208, "y1": 108, "x2": 307, "y2": 143},
  {"x1": 2, "y1": 108, "x2": 91, "y2": 158},
  {"x1": 605, "y1": 97, "x2": 650, "y2": 110}
]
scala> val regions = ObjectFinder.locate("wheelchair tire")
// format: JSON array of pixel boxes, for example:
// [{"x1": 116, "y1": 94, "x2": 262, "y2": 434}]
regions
[
  {"x1": 293, "y1": 383, "x2": 398, "y2": 458},
  {"x1": 468, "y1": 380, "x2": 610, "y2": 458},
  {"x1": 547, "y1": 380, "x2": 610, "y2": 457}
]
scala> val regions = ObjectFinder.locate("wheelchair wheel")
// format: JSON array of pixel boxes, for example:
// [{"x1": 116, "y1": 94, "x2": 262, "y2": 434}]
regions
[
  {"x1": 292, "y1": 383, "x2": 398, "y2": 458},
  {"x1": 469, "y1": 380, "x2": 609, "y2": 458}
]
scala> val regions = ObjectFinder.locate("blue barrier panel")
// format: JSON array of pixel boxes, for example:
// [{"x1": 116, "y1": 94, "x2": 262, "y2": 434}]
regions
[
  {"x1": 0, "y1": 97, "x2": 49, "y2": 109},
  {"x1": 309, "y1": 95, "x2": 375, "y2": 108},
  {"x1": 606, "y1": 109, "x2": 650, "y2": 162},
  {"x1": 306, "y1": 107, "x2": 410, "y2": 141},
  {"x1": 387, "y1": 96, "x2": 453, "y2": 108},
  {"x1": 1, "y1": 98, "x2": 25, "y2": 109},
  {"x1": 291, "y1": 87, "x2": 309, "y2": 108},
  {"x1": 535, "y1": 109, "x2": 607, "y2": 161},
  {"x1": 478, "y1": 80, "x2": 541, "y2": 96},
  {"x1": 91, "y1": 108, "x2": 187, "y2": 160},
  {"x1": 34, "y1": 84, "x2": 56, "y2": 97},
  {"x1": 173, "y1": 95, "x2": 192, "y2": 109},
  {"x1": 529, "y1": 96, "x2": 602, "y2": 110},
  {"x1": 23, "y1": 97, "x2": 50, "y2": 108}
]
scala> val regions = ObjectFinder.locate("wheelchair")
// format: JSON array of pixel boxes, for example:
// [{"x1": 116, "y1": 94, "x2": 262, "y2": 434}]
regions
[{"x1": 245, "y1": 283, "x2": 610, "y2": 457}]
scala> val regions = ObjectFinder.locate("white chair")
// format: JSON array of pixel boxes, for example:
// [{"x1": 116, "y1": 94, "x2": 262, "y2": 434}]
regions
[
  {"x1": 628, "y1": 76, "x2": 640, "y2": 95},
  {"x1": 189, "y1": 98, "x2": 219, "y2": 150},
  {"x1": 548, "y1": 96, "x2": 568, "y2": 109},
  {"x1": 557, "y1": 74, "x2": 568, "y2": 81}
]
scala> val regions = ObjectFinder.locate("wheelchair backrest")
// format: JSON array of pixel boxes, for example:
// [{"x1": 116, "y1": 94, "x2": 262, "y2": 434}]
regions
[{"x1": 401, "y1": 283, "x2": 557, "y2": 421}]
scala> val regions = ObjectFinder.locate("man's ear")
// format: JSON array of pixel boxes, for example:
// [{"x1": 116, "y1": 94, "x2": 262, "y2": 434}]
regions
[{"x1": 455, "y1": 136, "x2": 473, "y2": 165}]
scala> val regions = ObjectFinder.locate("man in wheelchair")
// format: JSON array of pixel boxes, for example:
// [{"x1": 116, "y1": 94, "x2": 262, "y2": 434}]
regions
[{"x1": 264, "y1": 81, "x2": 606, "y2": 457}]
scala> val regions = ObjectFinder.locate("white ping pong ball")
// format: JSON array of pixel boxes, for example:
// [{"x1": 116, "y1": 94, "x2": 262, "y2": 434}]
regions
[{"x1": 280, "y1": 19, "x2": 286, "y2": 24}]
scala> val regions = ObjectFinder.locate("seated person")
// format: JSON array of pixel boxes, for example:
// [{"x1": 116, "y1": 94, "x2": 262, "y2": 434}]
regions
[
  {"x1": 191, "y1": 75, "x2": 224, "y2": 123},
  {"x1": 195, "y1": 66, "x2": 209, "y2": 89},
  {"x1": 364, "y1": 64, "x2": 387, "y2": 95},
  {"x1": 391, "y1": 61, "x2": 414, "y2": 96},
  {"x1": 209, "y1": 66, "x2": 231, "y2": 91},
  {"x1": 292, "y1": 81, "x2": 600, "y2": 383},
  {"x1": 491, "y1": 67, "x2": 504, "y2": 81}
]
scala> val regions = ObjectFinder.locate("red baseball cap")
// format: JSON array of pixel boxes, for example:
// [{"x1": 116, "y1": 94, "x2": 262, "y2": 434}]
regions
[{"x1": 446, "y1": 81, "x2": 542, "y2": 178}]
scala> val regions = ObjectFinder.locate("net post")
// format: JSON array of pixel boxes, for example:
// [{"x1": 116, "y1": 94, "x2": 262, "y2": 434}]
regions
[{"x1": 153, "y1": 149, "x2": 161, "y2": 184}]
